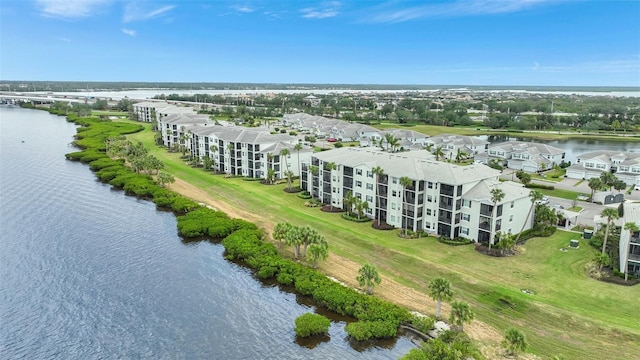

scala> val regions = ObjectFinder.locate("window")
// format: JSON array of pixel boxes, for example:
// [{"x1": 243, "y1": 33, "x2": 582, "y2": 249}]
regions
[
  {"x1": 427, "y1": 195, "x2": 433, "y2": 202},
  {"x1": 390, "y1": 215, "x2": 396, "y2": 222},
  {"x1": 355, "y1": 192, "x2": 362, "y2": 199},
  {"x1": 462, "y1": 213, "x2": 470, "y2": 221},
  {"x1": 426, "y1": 222, "x2": 431, "y2": 229},
  {"x1": 391, "y1": 203, "x2": 396, "y2": 209},
  {"x1": 367, "y1": 171, "x2": 373, "y2": 178},
  {"x1": 392, "y1": 177, "x2": 398, "y2": 184},
  {"x1": 356, "y1": 181, "x2": 362, "y2": 187},
  {"x1": 332, "y1": 187, "x2": 337, "y2": 193},
  {"x1": 509, "y1": 215, "x2": 513, "y2": 222},
  {"x1": 510, "y1": 201, "x2": 514, "y2": 208},
  {"x1": 428, "y1": 182, "x2": 434, "y2": 189},
  {"x1": 366, "y1": 183, "x2": 374, "y2": 190},
  {"x1": 332, "y1": 175, "x2": 336, "y2": 181},
  {"x1": 461, "y1": 227, "x2": 469, "y2": 235},
  {"x1": 463, "y1": 199, "x2": 472, "y2": 208},
  {"x1": 426, "y1": 209, "x2": 432, "y2": 216},
  {"x1": 356, "y1": 169, "x2": 363, "y2": 175},
  {"x1": 366, "y1": 195, "x2": 373, "y2": 202},
  {"x1": 392, "y1": 190, "x2": 398, "y2": 197}
]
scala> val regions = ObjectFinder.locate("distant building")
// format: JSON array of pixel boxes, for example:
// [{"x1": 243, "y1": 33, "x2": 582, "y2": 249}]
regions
[
  {"x1": 424, "y1": 134, "x2": 489, "y2": 158},
  {"x1": 476, "y1": 141, "x2": 565, "y2": 172}
]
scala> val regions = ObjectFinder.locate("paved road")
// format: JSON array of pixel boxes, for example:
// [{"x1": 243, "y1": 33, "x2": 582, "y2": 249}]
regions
[{"x1": 501, "y1": 170, "x2": 639, "y2": 227}]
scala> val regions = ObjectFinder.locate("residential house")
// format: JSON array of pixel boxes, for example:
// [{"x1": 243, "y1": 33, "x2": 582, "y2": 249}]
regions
[
  {"x1": 476, "y1": 141, "x2": 565, "y2": 172},
  {"x1": 300, "y1": 147, "x2": 533, "y2": 244},
  {"x1": 425, "y1": 134, "x2": 489, "y2": 159},
  {"x1": 566, "y1": 151, "x2": 640, "y2": 186}
]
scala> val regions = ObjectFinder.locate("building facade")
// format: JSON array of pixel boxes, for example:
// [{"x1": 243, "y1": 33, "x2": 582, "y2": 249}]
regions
[{"x1": 301, "y1": 147, "x2": 533, "y2": 243}]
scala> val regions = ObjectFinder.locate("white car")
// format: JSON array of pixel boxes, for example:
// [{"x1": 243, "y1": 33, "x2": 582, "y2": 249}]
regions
[{"x1": 536, "y1": 196, "x2": 550, "y2": 205}]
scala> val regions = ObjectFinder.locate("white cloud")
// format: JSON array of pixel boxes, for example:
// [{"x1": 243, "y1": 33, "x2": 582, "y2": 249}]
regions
[
  {"x1": 233, "y1": 5, "x2": 254, "y2": 13},
  {"x1": 301, "y1": 1, "x2": 341, "y2": 19},
  {"x1": 36, "y1": 0, "x2": 110, "y2": 18},
  {"x1": 121, "y1": 28, "x2": 136, "y2": 36},
  {"x1": 55, "y1": 36, "x2": 71, "y2": 42},
  {"x1": 366, "y1": 0, "x2": 560, "y2": 23},
  {"x1": 123, "y1": 3, "x2": 175, "y2": 23}
]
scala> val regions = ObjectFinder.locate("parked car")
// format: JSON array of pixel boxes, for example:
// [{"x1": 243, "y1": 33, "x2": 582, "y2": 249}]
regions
[
  {"x1": 327, "y1": 138, "x2": 338, "y2": 142},
  {"x1": 536, "y1": 196, "x2": 550, "y2": 205}
]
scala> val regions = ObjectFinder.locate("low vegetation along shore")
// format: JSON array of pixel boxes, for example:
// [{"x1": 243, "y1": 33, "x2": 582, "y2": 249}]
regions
[{"x1": 50, "y1": 107, "x2": 639, "y2": 360}]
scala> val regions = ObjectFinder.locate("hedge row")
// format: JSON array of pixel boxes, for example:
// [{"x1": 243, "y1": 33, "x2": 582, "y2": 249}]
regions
[
  {"x1": 61, "y1": 112, "x2": 200, "y2": 214},
  {"x1": 525, "y1": 183, "x2": 555, "y2": 190}
]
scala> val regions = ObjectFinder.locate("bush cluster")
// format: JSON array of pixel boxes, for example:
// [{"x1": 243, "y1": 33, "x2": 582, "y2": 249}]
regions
[
  {"x1": 294, "y1": 313, "x2": 330, "y2": 337},
  {"x1": 438, "y1": 236, "x2": 474, "y2": 246}
]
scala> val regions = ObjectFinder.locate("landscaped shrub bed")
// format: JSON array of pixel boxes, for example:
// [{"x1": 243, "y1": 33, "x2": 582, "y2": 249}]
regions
[
  {"x1": 297, "y1": 191, "x2": 312, "y2": 199},
  {"x1": 341, "y1": 213, "x2": 370, "y2": 222},
  {"x1": 438, "y1": 236, "x2": 474, "y2": 246}
]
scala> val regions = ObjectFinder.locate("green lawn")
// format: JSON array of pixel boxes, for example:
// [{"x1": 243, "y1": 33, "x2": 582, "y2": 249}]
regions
[{"x1": 124, "y1": 120, "x2": 640, "y2": 359}]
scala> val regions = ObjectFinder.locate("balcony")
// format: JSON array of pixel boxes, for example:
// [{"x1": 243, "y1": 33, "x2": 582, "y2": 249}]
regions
[{"x1": 479, "y1": 221, "x2": 491, "y2": 231}]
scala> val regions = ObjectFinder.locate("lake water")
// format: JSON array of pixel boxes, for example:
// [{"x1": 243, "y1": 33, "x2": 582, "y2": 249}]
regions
[
  {"x1": 0, "y1": 106, "x2": 415, "y2": 359},
  {"x1": 479, "y1": 135, "x2": 639, "y2": 164}
]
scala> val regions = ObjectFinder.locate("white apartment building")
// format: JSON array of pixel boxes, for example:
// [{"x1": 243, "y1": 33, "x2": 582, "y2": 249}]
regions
[
  {"x1": 619, "y1": 202, "x2": 640, "y2": 278},
  {"x1": 132, "y1": 101, "x2": 195, "y2": 123},
  {"x1": 301, "y1": 147, "x2": 533, "y2": 243},
  {"x1": 189, "y1": 125, "x2": 312, "y2": 179}
]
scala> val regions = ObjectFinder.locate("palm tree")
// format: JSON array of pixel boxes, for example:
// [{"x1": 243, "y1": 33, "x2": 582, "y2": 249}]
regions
[
  {"x1": 623, "y1": 222, "x2": 638, "y2": 281},
  {"x1": 434, "y1": 146, "x2": 445, "y2": 161},
  {"x1": 424, "y1": 143, "x2": 434, "y2": 152},
  {"x1": 356, "y1": 263, "x2": 381, "y2": 295},
  {"x1": 284, "y1": 170, "x2": 294, "y2": 191},
  {"x1": 449, "y1": 300, "x2": 474, "y2": 332},
  {"x1": 372, "y1": 165, "x2": 385, "y2": 227},
  {"x1": 601, "y1": 208, "x2": 620, "y2": 255},
  {"x1": 280, "y1": 148, "x2": 291, "y2": 175},
  {"x1": 455, "y1": 148, "x2": 468, "y2": 163},
  {"x1": 399, "y1": 176, "x2": 413, "y2": 236},
  {"x1": 502, "y1": 328, "x2": 527, "y2": 356},
  {"x1": 515, "y1": 190, "x2": 543, "y2": 244},
  {"x1": 489, "y1": 188, "x2": 505, "y2": 249},
  {"x1": 588, "y1": 177, "x2": 602, "y2": 202},
  {"x1": 294, "y1": 143, "x2": 303, "y2": 186},
  {"x1": 273, "y1": 222, "x2": 293, "y2": 247},
  {"x1": 428, "y1": 278, "x2": 453, "y2": 319}
]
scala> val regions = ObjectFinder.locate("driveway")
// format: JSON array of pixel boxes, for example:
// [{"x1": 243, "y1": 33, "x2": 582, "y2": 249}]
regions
[{"x1": 500, "y1": 169, "x2": 636, "y2": 227}]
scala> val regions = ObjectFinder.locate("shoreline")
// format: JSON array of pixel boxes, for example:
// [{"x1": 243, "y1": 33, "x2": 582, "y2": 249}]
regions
[{"x1": 168, "y1": 177, "x2": 513, "y2": 358}]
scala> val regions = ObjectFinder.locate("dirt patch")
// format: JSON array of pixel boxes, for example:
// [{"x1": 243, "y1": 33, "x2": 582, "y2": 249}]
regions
[{"x1": 167, "y1": 176, "x2": 532, "y2": 359}]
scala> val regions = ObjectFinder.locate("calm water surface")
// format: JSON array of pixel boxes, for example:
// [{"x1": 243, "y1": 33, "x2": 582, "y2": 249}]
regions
[{"x1": 0, "y1": 106, "x2": 415, "y2": 359}]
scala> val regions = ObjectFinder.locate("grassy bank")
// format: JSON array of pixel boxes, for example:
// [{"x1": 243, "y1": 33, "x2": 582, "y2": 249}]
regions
[{"x1": 123, "y1": 120, "x2": 640, "y2": 359}]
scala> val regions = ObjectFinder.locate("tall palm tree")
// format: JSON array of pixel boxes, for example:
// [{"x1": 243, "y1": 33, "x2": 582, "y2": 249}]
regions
[
  {"x1": 623, "y1": 222, "x2": 638, "y2": 281},
  {"x1": 372, "y1": 165, "x2": 385, "y2": 227},
  {"x1": 449, "y1": 300, "x2": 474, "y2": 332},
  {"x1": 489, "y1": 188, "x2": 505, "y2": 249},
  {"x1": 428, "y1": 277, "x2": 453, "y2": 319},
  {"x1": 600, "y1": 208, "x2": 620, "y2": 255},
  {"x1": 280, "y1": 148, "x2": 291, "y2": 177},
  {"x1": 399, "y1": 176, "x2": 413, "y2": 236},
  {"x1": 515, "y1": 190, "x2": 543, "y2": 244}
]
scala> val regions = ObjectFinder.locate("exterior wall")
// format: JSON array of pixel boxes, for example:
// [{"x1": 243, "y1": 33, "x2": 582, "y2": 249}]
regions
[{"x1": 302, "y1": 153, "x2": 531, "y2": 242}]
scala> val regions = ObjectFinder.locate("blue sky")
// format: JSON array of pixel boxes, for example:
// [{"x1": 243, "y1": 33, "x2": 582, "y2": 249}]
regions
[{"x1": 1, "y1": 0, "x2": 639, "y2": 86}]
